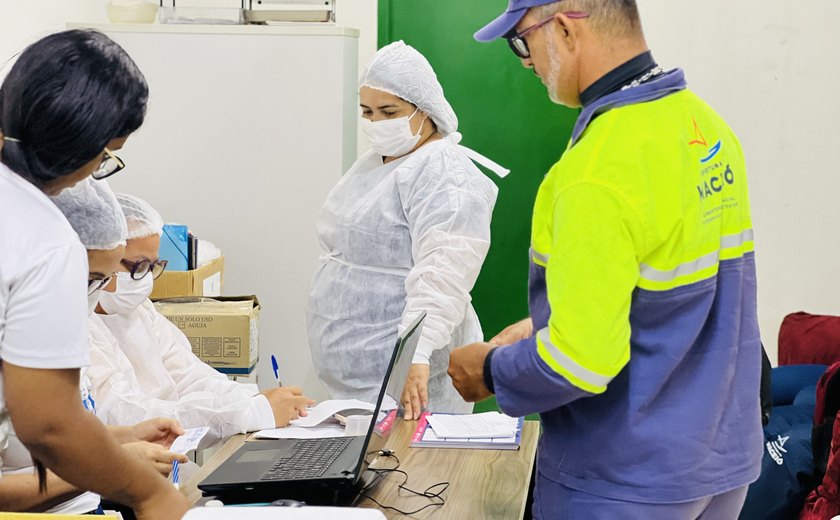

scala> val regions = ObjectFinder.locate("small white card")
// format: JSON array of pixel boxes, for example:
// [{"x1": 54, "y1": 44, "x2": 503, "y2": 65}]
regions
[{"x1": 170, "y1": 427, "x2": 210, "y2": 454}]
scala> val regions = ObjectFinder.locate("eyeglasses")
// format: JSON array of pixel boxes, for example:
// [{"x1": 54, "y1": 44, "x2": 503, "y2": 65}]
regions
[
  {"x1": 88, "y1": 272, "x2": 116, "y2": 295},
  {"x1": 121, "y1": 257, "x2": 168, "y2": 281},
  {"x1": 506, "y1": 12, "x2": 590, "y2": 59},
  {"x1": 91, "y1": 148, "x2": 126, "y2": 181}
]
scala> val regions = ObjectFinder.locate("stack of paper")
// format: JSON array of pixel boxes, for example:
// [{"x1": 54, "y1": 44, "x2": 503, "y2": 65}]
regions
[
  {"x1": 425, "y1": 412, "x2": 519, "y2": 438},
  {"x1": 411, "y1": 412, "x2": 524, "y2": 450}
]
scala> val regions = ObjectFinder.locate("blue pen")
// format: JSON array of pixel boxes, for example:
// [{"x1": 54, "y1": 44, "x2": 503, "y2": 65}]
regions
[
  {"x1": 271, "y1": 354, "x2": 282, "y2": 387},
  {"x1": 171, "y1": 460, "x2": 179, "y2": 489}
]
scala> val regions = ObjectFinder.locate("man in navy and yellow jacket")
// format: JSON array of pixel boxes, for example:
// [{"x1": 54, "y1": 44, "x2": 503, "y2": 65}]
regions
[{"x1": 448, "y1": 1, "x2": 763, "y2": 517}]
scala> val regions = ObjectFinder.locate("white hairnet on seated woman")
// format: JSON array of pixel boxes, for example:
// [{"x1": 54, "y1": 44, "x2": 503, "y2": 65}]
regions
[
  {"x1": 85, "y1": 190, "x2": 300, "y2": 448},
  {"x1": 360, "y1": 40, "x2": 458, "y2": 135},
  {"x1": 116, "y1": 192, "x2": 163, "y2": 240},
  {"x1": 52, "y1": 178, "x2": 127, "y2": 250}
]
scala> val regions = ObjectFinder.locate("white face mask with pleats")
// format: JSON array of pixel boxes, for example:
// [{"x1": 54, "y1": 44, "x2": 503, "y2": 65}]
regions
[
  {"x1": 360, "y1": 108, "x2": 428, "y2": 158},
  {"x1": 98, "y1": 271, "x2": 154, "y2": 316}
]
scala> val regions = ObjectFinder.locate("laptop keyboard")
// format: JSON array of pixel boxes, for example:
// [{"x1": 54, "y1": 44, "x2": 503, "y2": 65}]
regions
[{"x1": 259, "y1": 436, "x2": 354, "y2": 481}]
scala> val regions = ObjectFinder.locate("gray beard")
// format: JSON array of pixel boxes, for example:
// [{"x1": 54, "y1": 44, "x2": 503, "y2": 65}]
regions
[{"x1": 545, "y1": 37, "x2": 564, "y2": 105}]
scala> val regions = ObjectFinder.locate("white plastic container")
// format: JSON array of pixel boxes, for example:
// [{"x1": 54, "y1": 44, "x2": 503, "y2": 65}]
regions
[
  {"x1": 344, "y1": 415, "x2": 372, "y2": 437},
  {"x1": 106, "y1": 1, "x2": 158, "y2": 24}
]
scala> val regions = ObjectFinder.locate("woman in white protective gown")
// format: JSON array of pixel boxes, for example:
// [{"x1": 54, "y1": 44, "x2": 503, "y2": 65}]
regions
[{"x1": 306, "y1": 41, "x2": 507, "y2": 419}]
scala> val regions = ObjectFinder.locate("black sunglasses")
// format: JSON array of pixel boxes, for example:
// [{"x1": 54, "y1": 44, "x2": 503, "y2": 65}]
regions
[{"x1": 506, "y1": 12, "x2": 590, "y2": 59}]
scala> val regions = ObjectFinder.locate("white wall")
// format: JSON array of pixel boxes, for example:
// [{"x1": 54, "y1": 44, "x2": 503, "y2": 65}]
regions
[
  {"x1": 6, "y1": 0, "x2": 828, "y2": 368},
  {"x1": 335, "y1": 0, "x2": 377, "y2": 154},
  {"x1": 0, "y1": 1, "x2": 376, "y2": 401},
  {"x1": 637, "y1": 0, "x2": 840, "y2": 364},
  {"x1": 0, "y1": 1, "x2": 106, "y2": 63},
  {"x1": 0, "y1": 1, "x2": 377, "y2": 73}
]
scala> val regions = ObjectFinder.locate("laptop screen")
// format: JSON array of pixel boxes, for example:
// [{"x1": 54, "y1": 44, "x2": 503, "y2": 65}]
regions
[{"x1": 353, "y1": 311, "x2": 425, "y2": 478}]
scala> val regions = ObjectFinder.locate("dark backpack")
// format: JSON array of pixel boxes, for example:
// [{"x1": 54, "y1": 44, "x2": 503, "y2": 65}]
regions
[{"x1": 762, "y1": 345, "x2": 773, "y2": 425}]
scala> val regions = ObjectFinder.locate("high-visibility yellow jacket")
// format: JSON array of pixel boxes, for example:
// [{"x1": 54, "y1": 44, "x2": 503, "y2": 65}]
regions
[{"x1": 489, "y1": 69, "x2": 763, "y2": 502}]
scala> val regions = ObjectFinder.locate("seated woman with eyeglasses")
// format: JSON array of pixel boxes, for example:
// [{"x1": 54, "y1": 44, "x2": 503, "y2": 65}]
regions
[{"x1": 86, "y1": 193, "x2": 314, "y2": 449}]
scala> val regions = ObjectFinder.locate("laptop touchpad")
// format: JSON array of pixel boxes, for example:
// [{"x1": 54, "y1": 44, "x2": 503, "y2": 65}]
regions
[{"x1": 236, "y1": 449, "x2": 286, "y2": 464}]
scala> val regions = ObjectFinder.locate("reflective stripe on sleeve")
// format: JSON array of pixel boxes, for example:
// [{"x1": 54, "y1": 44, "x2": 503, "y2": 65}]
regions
[
  {"x1": 536, "y1": 328, "x2": 612, "y2": 394},
  {"x1": 639, "y1": 229, "x2": 754, "y2": 289},
  {"x1": 530, "y1": 247, "x2": 549, "y2": 267}
]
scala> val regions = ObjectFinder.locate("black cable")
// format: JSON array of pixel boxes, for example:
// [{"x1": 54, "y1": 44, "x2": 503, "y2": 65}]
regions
[{"x1": 357, "y1": 450, "x2": 449, "y2": 515}]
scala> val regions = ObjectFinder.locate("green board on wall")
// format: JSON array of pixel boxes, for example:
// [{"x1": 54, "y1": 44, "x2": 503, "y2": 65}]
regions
[{"x1": 378, "y1": 1, "x2": 579, "y2": 413}]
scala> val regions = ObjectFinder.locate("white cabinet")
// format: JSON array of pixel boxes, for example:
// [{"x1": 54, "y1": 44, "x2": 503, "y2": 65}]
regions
[{"x1": 72, "y1": 23, "x2": 359, "y2": 399}]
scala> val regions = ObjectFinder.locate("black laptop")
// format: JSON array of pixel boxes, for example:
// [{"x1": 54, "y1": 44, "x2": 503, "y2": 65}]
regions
[{"x1": 197, "y1": 312, "x2": 426, "y2": 504}]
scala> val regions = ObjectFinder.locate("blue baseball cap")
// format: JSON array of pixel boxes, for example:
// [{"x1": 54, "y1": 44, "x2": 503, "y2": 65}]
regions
[{"x1": 474, "y1": 0, "x2": 560, "y2": 42}]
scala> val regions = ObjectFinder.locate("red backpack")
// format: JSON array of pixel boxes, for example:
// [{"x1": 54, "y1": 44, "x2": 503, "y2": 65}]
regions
[
  {"x1": 800, "y1": 410, "x2": 840, "y2": 519},
  {"x1": 800, "y1": 362, "x2": 840, "y2": 519},
  {"x1": 780, "y1": 313, "x2": 840, "y2": 366}
]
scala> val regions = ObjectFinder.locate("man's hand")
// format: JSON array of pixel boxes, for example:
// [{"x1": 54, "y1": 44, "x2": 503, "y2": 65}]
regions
[
  {"x1": 401, "y1": 364, "x2": 430, "y2": 420},
  {"x1": 131, "y1": 418, "x2": 185, "y2": 448},
  {"x1": 123, "y1": 441, "x2": 189, "y2": 477},
  {"x1": 489, "y1": 317, "x2": 533, "y2": 346},
  {"x1": 261, "y1": 387, "x2": 315, "y2": 427},
  {"x1": 448, "y1": 342, "x2": 495, "y2": 402}
]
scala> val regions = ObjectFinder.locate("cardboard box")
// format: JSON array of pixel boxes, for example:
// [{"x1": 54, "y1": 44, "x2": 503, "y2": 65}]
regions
[
  {"x1": 150, "y1": 256, "x2": 224, "y2": 300},
  {"x1": 153, "y1": 295, "x2": 259, "y2": 375}
]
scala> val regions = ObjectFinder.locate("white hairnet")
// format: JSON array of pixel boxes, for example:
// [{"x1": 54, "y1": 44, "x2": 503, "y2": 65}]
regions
[
  {"x1": 359, "y1": 40, "x2": 458, "y2": 135},
  {"x1": 116, "y1": 193, "x2": 163, "y2": 240},
  {"x1": 52, "y1": 178, "x2": 127, "y2": 250}
]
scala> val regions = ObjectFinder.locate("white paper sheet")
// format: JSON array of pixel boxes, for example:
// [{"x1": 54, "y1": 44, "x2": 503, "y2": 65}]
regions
[
  {"x1": 254, "y1": 423, "x2": 346, "y2": 440},
  {"x1": 170, "y1": 427, "x2": 210, "y2": 454},
  {"x1": 290, "y1": 399, "x2": 374, "y2": 428},
  {"x1": 426, "y1": 412, "x2": 518, "y2": 439}
]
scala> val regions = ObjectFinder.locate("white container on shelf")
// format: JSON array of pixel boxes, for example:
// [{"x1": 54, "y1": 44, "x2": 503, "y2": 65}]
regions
[{"x1": 106, "y1": 0, "x2": 159, "y2": 24}]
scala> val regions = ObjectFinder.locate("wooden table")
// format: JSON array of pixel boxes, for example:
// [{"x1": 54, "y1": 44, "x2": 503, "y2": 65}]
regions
[{"x1": 181, "y1": 420, "x2": 539, "y2": 520}]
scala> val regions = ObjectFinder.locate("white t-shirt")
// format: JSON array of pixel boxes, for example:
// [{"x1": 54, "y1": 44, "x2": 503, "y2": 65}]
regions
[
  {"x1": 0, "y1": 163, "x2": 91, "y2": 475},
  {"x1": 1, "y1": 369, "x2": 100, "y2": 514}
]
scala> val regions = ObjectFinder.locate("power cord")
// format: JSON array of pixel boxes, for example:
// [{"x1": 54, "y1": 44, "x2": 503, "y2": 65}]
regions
[{"x1": 357, "y1": 449, "x2": 449, "y2": 515}]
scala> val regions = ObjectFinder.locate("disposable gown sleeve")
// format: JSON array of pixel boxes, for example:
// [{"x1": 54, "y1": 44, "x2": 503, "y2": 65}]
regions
[
  {"x1": 397, "y1": 146, "x2": 498, "y2": 363},
  {"x1": 87, "y1": 314, "x2": 274, "y2": 448},
  {"x1": 152, "y1": 308, "x2": 275, "y2": 424}
]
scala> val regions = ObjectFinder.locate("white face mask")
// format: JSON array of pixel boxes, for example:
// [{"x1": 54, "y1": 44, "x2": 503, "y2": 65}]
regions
[
  {"x1": 98, "y1": 271, "x2": 154, "y2": 316},
  {"x1": 360, "y1": 108, "x2": 428, "y2": 158},
  {"x1": 87, "y1": 288, "x2": 102, "y2": 316}
]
